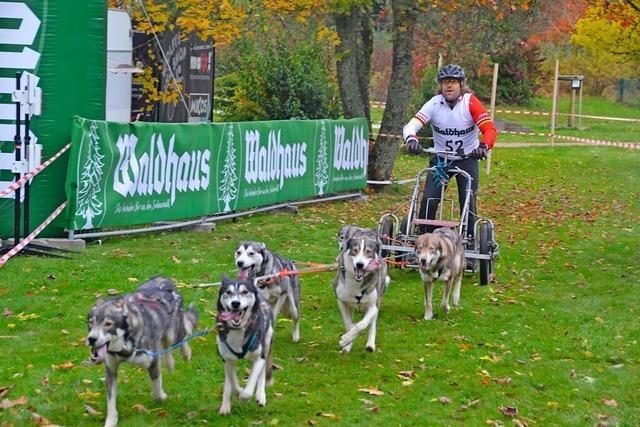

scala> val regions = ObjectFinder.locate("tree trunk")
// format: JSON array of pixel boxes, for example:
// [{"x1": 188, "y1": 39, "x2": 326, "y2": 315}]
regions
[
  {"x1": 368, "y1": 0, "x2": 418, "y2": 183},
  {"x1": 334, "y1": 5, "x2": 372, "y2": 128}
]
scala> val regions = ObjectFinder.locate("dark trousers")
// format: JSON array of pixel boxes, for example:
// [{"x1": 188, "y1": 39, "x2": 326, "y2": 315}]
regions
[{"x1": 418, "y1": 156, "x2": 479, "y2": 241}]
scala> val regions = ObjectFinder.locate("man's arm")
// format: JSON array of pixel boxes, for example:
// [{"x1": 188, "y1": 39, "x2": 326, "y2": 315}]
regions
[{"x1": 468, "y1": 95, "x2": 497, "y2": 149}]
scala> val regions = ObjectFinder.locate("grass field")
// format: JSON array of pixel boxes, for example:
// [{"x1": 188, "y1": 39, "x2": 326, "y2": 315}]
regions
[{"x1": 1, "y1": 146, "x2": 639, "y2": 426}]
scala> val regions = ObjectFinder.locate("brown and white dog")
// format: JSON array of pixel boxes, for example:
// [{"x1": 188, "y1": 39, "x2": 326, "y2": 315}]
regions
[
  {"x1": 333, "y1": 227, "x2": 390, "y2": 352},
  {"x1": 414, "y1": 228, "x2": 465, "y2": 320}
]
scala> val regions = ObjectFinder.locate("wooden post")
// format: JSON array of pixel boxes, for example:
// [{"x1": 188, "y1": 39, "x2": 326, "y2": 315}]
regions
[
  {"x1": 550, "y1": 59, "x2": 559, "y2": 143},
  {"x1": 486, "y1": 63, "x2": 499, "y2": 175},
  {"x1": 569, "y1": 87, "x2": 576, "y2": 127},
  {"x1": 578, "y1": 82, "x2": 583, "y2": 129}
]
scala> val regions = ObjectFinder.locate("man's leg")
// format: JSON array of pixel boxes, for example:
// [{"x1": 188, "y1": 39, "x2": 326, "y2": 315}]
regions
[
  {"x1": 455, "y1": 157, "x2": 479, "y2": 242},
  {"x1": 419, "y1": 165, "x2": 446, "y2": 234}
]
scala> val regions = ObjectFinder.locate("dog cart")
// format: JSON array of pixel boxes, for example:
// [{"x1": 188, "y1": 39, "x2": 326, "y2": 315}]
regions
[{"x1": 377, "y1": 148, "x2": 499, "y2": 285}]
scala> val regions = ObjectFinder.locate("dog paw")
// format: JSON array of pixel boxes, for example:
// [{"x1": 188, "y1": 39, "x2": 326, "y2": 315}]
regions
[
  {"x1": 340, "y1": 344, "x2": 352, "y2": 353},
  {"x1": 366, "y1": 344, "x2": 376, "y2": 352},
  {"x1": 339, "y1": 332, "x2": 356, "y2": 348},
  {"x1": 256, "y1": 394, "x2": 267, "y2": 407},
  {"x1": 219, "y1": 403, "x2": 231, "y2": 415},
  {"x1": 292, "y1": 331, "x2": 300, "y2": 342},
  {"x1": 239, "y1": 390, "x2": 252, "y2": 402},
  {"x1": 154, "y1": 391, "x2": 168, "y2": 401},
  {"x1": 104, "y1": 415, "x2": 118, "y2": 427},
  {"x1": 441, "y1": 305, "x2": 450, "y2": 314},
  {"x1": 423, "y1": 313, "x2": 434, "y2": 321}
]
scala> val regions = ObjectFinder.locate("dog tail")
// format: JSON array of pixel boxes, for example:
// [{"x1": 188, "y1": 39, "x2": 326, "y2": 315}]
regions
[
  {"x1": 266, "y1": 337, "x2": 274, "y2": 386},
  {"x1": 184, "y1": 303, "x2": 199, "y2": 335}
]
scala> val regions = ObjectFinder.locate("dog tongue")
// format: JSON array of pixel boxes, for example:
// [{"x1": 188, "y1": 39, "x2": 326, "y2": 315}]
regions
[
  {"x1": 238, "y1": 268, "x2": 251, "y2": 280},
  {"x1": 219, "y1": 311, "x2": 241, "y2": 322},
  {"x1": 92, "y1": 345, "x2": 107, "y2": 364},
  {"x1": 365, "y1": 259, "x2": 381, "y2": 271}
]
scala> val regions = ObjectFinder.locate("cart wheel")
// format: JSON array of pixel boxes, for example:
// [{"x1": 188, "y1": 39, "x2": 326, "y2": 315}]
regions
[
  {"x1": 399, "y1": 216, "x2": 409, "y2": 238},
  {"x1": 380, "y1": 218, "x2": 394, "y2": 259},
  {"x1": 478, "y1": 221, "x2": 494, "y2": 286}
]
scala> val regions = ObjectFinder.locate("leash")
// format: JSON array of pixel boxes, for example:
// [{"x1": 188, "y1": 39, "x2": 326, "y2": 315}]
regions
[
  {"x1": 184, "y1": 262, "x2": 339, "y2": 289},
  {"x1": 135, "y1": 328, "x2": 210, "y2": 358}
]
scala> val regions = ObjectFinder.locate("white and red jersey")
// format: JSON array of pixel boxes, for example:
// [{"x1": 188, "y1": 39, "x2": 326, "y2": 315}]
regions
[{"x1": 403, "y1": 93, "x2": 497, "y2": 154}]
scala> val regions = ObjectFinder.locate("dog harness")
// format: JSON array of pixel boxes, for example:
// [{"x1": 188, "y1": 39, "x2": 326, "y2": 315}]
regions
[{"x1": 219, "y1": 330, "x2": 259, "y2": 359}]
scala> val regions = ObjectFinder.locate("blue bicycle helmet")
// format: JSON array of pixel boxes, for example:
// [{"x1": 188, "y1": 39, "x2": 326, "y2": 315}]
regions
[{"x1": 437, "y1": 64, "x2": 466, "y2": 83}]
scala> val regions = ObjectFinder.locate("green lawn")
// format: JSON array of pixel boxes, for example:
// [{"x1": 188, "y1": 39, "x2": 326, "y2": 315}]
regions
[{"x1": 1, "y1": 146, "x2": 639, "y2": 426}]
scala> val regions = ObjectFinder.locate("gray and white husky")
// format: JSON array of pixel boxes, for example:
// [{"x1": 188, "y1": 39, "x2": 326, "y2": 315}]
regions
[
  {"x1": 235, "y1": 241, "x2": 301, "y2": 342},
  {"x1": 333, "y1": 227, "x2": 390, "y2": 353},
  {"x1": 86, "y1": 276, "x2": 198, "y2": 427},
  {"x1": 216, "y1": 275, "x2": 274, "y2": 415}
]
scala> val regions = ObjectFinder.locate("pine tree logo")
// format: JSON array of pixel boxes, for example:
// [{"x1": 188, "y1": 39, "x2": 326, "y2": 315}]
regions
[
  {"x1": 314, "y1": 121, "x2": 329, "y2": 195},
  {"x1": 219, "y1": 124, "x2": 239, "y2": 212},
  {"x1": 75, "y1": 121, "x2": 105, "y2": 229}
]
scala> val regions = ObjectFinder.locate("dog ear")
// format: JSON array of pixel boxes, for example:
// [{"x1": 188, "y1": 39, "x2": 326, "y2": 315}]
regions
[{"x1": 220, "y1": 273, "x2": 230, "y2": 284}]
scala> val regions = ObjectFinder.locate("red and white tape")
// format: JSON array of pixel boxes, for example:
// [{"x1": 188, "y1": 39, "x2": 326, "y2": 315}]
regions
[
  {"x1": 494, "y1": 109, "x2": 640, "y2": 123},
  {"x1": 0, "y1": 201, "x2": 67, "y2": 267},
  {"x1": 0, "y1": 143, "x2": 71, "y2": 198}
]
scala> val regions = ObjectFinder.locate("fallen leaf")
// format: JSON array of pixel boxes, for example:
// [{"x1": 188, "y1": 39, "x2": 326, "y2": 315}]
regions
[
  {"x1": 461, "y1": 399, "x2": 480, "y2": 411},
  {"x1": 495, "y1": 376, "x2": 512, "y2": 385},
  {"x1": 77, "y1": 390, "x2": 101, "y2": 401},
  {"x1": 61, "y1": 329, "x2": 69, "y2": 335},
  {"x1": 358, "y1": 387, "x2": 384, "y2": 396},
  {"x1": 435, "y1": 396, "x2": 452, "y2": 404},
  {"x1": 306, "y1": 420, "x2": 316, "y2": 426},
  {"x1": 0, "y1": 396, "x2": 28, "y2": 409},
  {"x1": 2, "y1": 309, "x2": 13, "y2": 317},
  {"x1": 132, "y1": 403, "x2": 149, "y2": 413},
  {"x1": 31, "y1": 412, "x2": 53, "y2": 426},
  {"x1": 156, "y1": 409, "x2": 168, "y2": 418},
  {"x1": 52, "y1": 361, "x2": 74, "y2": 371},
  {"x1": 84, "y1": 404, "x2": 101, "y2": 415},
  {"x1": 546, "y1": 401, "x2": 560, "y2": 409},
  {"x1": 499, "y1": 406, "x2": 518, "y2": 417},
  {"x1": 269, "y1": 418, "x2": 279, "y2": 426},
  {"x1": 0, "y1": 385, "x2": 13, "y2": 399},
  {"x1": 186, "y1": 411, "x2": 197, "y2": 419},
  {"x1": 107, "y1": 288, "x2": 119, "y2": 295},
  {"x1": 359, "y1": 398, "x2": 373, "y2": 406},
  {"x1": 171, "y1": 255, "x2": 181, "y2": 264},
  {"x1": 398, "y1": 370, "x2": 416, "y2": 378},
  {"x1": 320, "y1": 413, "x2": 339, "y2": 420},
  {"x1": 512, "y1": 419, "x2": 529, "y2": 427},
  {"x1": 602, "y1": 398, "x2": 617, "y2": 408},
  {"x1": 367, "y1": 405, "x2": 380, "y2": 413}
]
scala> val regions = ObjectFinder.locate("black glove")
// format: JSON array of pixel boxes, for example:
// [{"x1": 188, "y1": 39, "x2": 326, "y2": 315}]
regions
[
  {"x1": 471, "y1": 143, "x2": 489, "y2": 159},
  {"x1": 405, "y1": 137, "x2": 422, "y2": 154}
]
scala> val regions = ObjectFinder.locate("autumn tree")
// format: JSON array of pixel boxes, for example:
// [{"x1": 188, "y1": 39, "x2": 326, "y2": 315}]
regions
[{"x1": 571, "y1": 0, "x2": 640, "y2": 72}]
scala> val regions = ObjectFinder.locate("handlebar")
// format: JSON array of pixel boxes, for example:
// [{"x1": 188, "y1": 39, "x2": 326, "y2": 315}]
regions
[{"x1": 421, "y1": 147, "x2": 471, "y2": 161}]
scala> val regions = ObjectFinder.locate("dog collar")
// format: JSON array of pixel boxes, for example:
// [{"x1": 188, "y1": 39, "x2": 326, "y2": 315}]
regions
[{"x1": 220, "y1": 330, "x2": 258, "y2": 359}]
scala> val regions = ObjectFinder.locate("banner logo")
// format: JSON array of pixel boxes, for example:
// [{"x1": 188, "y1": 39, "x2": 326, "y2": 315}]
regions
[
  {"x1": 74, "y1": 122, "x2": 105, "y2": 229},
  {"x1": 244, "y1": 129, "x2": 307, "y2": 189},
  {"x1": 333, "y1": 125, "x2": 367, "y2": 171},
  {"x1": 113, "y1": 132, "x2": 211, "y2": 206}
]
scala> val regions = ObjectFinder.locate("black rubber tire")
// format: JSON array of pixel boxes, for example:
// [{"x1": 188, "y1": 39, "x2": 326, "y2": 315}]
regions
[
  {"x1": 478, "y1": 221, "x2": 493, "y2": 285},
  {"x1": 399, "y1": 216, "x2": 410, "y2": 238},
  {"x1": 380, "y1": 218, "x2": 394, "y2": 259}
]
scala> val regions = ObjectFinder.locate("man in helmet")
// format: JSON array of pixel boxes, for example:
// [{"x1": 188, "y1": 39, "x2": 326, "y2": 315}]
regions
[{"x1": 402, "y1": 63, "x2": 497, "y2": 246}]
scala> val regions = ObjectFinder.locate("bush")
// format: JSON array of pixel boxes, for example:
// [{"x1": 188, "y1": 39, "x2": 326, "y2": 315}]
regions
[{"x1": 216, "y1": 37, "x2": 341, "y2": 121}]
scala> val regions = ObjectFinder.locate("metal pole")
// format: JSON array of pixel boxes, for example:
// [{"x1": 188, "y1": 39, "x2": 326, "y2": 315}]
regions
[
  {"x1": 569, "y1": 88, "x2": 576, "y2": 128},
  {"x1": 23, "y1": 112, "x2": 30, "y2": 237},
  {"x1": 13, "y1": 72, "x2": 22, "y2": 244},
  {"x1": 550, "y1": 59, "x2": 559, "y2": 143},
  {"x1": 486, "y1": 63, "x2": 499, "y2": 175}
]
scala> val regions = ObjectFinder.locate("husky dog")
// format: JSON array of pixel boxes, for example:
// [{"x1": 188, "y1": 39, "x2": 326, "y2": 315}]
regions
[
  {"x1": 337, "y1": 225, "x2": 382, "y2": 252},
  {"x1": 235, "y1": 241, "x2": 301, "y2": 342},
  {"x1": 216, "y1": 275, "x2": 274, "y2": 415},
  {"x1": 86, "y1": 276, "x2": 198, "y2": 427},
  {"x1": 333, "y1": 227, "x2": 390, "y2": 352},
  {"x1": 414, "y1": 228, "x2": 466, "y2": 320}
]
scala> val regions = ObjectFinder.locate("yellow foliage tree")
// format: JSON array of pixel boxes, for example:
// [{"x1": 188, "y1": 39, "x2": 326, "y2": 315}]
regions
[{"x1": 572, "y1": 0, "x2": 640, "y2": 72}]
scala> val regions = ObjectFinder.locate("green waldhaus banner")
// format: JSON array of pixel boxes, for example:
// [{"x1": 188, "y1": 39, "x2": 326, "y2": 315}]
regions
[
  {"x1": 65, "y1": 117, "x2": 368, "y2": 231},
  {"x1": 0, "y1": 1, "x2": 106, "y2": 238}
]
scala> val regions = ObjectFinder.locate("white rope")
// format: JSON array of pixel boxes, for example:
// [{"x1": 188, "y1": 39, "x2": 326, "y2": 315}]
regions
[{"x1": 136, "y1": 0, "x2": 191, "y2": 117}]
